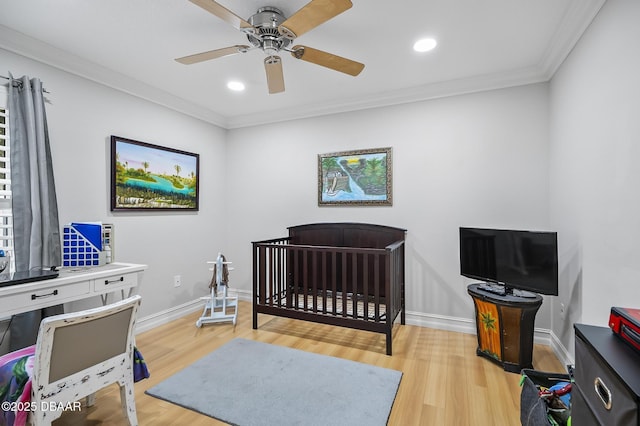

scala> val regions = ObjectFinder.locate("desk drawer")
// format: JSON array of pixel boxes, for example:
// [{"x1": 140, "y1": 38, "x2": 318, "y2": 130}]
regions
[
  {"x1": 575, "y1": 335, "x2": 639, "y2": 425},
  {"x1": 0, "y1": 281, "x2": 91, "y2": 312},
  {"x1": 93, "y1": 272, "x2": 138, "y2": 292}
]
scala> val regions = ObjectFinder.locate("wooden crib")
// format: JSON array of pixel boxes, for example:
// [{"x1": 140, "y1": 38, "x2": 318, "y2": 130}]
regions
[{"x1": 252, "y1": 223, "x2": 406, "y2": 355}]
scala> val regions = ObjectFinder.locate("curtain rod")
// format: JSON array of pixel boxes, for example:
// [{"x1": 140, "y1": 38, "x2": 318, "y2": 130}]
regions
[{"x1": 1, "y1": 75, "x2": 51, "y2": 93}]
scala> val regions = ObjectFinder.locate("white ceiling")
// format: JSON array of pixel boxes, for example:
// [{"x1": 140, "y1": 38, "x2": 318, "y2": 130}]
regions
[{"x1": 0, "y1": 0, "x2": 605, "y2": 129}]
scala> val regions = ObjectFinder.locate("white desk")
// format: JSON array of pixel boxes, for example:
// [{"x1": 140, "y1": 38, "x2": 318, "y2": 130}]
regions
[{"x1": 0, "y1": 262, "x2": 147, "y2": 317}]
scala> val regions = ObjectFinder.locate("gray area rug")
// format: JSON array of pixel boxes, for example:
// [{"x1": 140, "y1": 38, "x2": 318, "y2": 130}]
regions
[{"x1": 146, "y1": 338, "x2": 402, "y2": 426}]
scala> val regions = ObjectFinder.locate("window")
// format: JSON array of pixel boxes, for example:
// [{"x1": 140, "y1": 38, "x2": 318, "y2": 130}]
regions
[{"x1": 0, "y1": 86, "x2": 14, "y2": 272}]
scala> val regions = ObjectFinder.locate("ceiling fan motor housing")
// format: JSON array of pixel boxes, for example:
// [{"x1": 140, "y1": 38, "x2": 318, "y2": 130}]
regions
[{"x1": 247, "y1": 6, "x2": 291, "y2": 55}]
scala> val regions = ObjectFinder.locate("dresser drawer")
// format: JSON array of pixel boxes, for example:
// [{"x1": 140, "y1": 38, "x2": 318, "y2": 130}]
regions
[
  {"x1": 575, "y1": 334, "x2": 639, "y2": 425},
  {"x1": 93, "y1": 272, "x2": 138, "y2": 292},
  {"x1": 0, "y1": 280, "x2": 91, "y2": 312}
]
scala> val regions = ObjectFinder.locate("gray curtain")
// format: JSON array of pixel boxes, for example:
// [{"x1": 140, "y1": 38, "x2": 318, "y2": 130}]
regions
[
  {"x1": 9, "y1": 74, "x2": 61, "y2": 270},
  {"x1": 8, "y1": 74, "x2": 63, "y2": 350}
]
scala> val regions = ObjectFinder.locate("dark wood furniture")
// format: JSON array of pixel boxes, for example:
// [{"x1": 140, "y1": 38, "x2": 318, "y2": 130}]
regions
[
  {"x1": 573, "y1": 324, "x2": 640, "y2": 425},
  {"x1": 467, "y1": 284, "x2": 543, "y2": 373},
  {"x1": 252, "y1": 223, "x2": 406, "y2": 355}
]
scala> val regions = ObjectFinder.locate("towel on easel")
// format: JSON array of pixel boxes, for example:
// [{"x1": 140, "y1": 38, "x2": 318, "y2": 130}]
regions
[{"x1": 208, "y1": 253, "x2": 230, "y2": 297}]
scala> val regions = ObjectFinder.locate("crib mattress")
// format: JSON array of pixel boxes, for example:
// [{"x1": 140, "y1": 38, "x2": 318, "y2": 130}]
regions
[{"x1": 267, "y1": 291, "x2": 387, "y2": 321}]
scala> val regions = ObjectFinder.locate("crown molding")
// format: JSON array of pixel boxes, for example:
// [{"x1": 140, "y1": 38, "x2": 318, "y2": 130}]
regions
[
  {"x1": 537, "y1": 0, "x2": 607, "y2": 79},
  {"x1": 226, "y1": 0, "x2": 607, "y2": 129},
  {"x1": 0, "y1": 25, "x2": 228, "y2": 128},
  {"x1": 226, "y1": 66, "x2": 549, "y2": 128},
  {"x1": 0, "y1": 0, "x2": 605, "y2": 130}
]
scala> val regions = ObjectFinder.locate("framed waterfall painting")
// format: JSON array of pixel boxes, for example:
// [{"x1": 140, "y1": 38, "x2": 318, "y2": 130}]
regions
[
  {"x1": 318, "y1": 147, "x2": 392, "y2": 206},
  {"x1": 110, "y1": 135, "x2": 199, "y2": 211}
]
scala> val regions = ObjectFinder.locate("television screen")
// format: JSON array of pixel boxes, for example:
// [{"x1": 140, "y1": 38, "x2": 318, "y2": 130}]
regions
[{"x1": 459, "y1": 227, "x2": 558, "y2": 296}]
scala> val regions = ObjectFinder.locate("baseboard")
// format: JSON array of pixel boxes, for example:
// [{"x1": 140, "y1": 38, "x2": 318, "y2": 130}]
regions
[
  {"x1": 405, "y1": 310, "x2": 476, "y2": 335},
  {"x1": 135, "y1": 299, "x2": 202, "y2": 334},
  {"x1": 405, "y1": 309, "x2": 572, "y2": 366},
  {"x1": 532, "y1": 327, "x2": 553, "y2": 346},
  {"x1": 134, "y1": 289, "x2": 252, "y2": 334},
  {"x1": 135, "y1": 295, "x2": 573, "y2": 367},
  {"x1": 550, "y1": 331, "x2": 575, "y2": 367},
  {"x1": 406, "y1": 310, "x2": 551, "y2": 342}
]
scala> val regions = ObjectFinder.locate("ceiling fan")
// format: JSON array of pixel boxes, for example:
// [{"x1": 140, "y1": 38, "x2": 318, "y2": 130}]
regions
[{"x1": 176, "y1": 0, "x2": 365, "y2": 94}]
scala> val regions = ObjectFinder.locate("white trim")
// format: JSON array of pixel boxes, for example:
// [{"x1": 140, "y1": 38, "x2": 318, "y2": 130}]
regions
[
  {"x1": 0, "y1": 86, "x2": 7, "y2": 108},
  {"x1": 405, "y1": 309, "x2": 562, "y2": 347},
  {"x1": 538, "y1": 0, "x2": 606, "y2": 79},
  {"x1": 550, "y1": 331, "x2": 575, "y2": 367},
  {"x1": 532, "y1": 327, "x2": 554, "y2": 346},
  {"x1": 134, "y1": 299, "x2": 202, "y2": 334},
  {"x1": 0, "y1": 97, "x2": 13, "y2": 270},
  {"x1": 405, "y1": 310, "x2": 476, "y2": 335},
  {"x1": 0, "y1": 26, "x2": 227, "y2": 128},
  {"x1": 134, "y1": 292, "x2": 573, "y2": 368},
  {"x1": 0, "y1": 0, "x2": 605, "y2": 130},
  {"x1": 134, "y1": 288, "x2": 251, "y2": 334}
]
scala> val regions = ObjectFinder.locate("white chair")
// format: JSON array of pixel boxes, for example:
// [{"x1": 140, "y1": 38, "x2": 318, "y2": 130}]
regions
[{"x1": 30, "y1": 295, "x2": 141, "y2": 425}]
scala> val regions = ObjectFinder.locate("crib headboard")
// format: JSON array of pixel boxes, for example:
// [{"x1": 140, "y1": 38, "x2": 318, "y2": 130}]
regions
[
  {"x1": 286, "y1": 223, "x2": 406, "y2": 298},
  {"x1": 288, "y1": 223, "x2": 406, "y2": 248}
]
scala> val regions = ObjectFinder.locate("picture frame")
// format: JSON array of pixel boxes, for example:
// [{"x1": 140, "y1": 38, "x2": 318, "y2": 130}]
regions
[
  {"x1": 110, "y1": 135, "x2": 199, "y2": 211},
  {"x1": 318, "y1": 147, "x2": 392, "y2": 206}
]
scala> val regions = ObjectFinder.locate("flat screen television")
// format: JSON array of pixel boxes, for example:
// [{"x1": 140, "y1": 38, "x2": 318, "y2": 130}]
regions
[{"x1": 459, "y1": 227, "x2": 558, "y2": 296}]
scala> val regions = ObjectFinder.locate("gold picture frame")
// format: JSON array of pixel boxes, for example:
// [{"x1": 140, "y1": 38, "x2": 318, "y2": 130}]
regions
[{"x1": 318, "y1": 147, "x2": 392, "y2": 206}]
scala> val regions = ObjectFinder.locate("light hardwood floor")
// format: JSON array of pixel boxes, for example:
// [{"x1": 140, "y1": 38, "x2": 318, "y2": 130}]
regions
[{"x1": 56, "y1": 301, "x2": 564, "y2": 425}]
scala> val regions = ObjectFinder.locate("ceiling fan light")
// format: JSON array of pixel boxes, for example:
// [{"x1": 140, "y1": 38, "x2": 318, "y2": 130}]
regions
[
  {"x1": 413, "y1": 38, "x2": 437, "y2": 53},
  {"x1": 227, "y1": 81, "x2": 245, "y2": 91}
]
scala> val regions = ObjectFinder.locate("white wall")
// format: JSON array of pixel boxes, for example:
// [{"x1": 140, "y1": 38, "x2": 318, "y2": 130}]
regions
[
  {"x1": 549, "y1": 0, "x2": 640, "y2": 352},
  {"x1": 4, "y1": 0, "x2": 636, "y2": 363},
  {"x1": 1, "y1": 48, "x2": 227, "y2": 318},
  {"x1": 226, "y1": 83, "x2": 553, "y2": 327},
  {"x1": 2, "y1": 48, "x2": 555, "y2": 332}
]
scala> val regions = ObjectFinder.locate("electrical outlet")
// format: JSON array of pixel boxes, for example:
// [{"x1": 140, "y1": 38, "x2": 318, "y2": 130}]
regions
[
  {"x1": 174, "y1": 275, "x2": 181, "y2": 287},
  {"x1": 560, "y1": 302, "x2": 565, "y2": 319}
]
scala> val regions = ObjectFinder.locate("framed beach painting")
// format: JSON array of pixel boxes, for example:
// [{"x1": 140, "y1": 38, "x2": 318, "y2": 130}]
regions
[
  {"x1": 110, "y1": 136, "x2": 199, "y2": 211},
  {"x1": 318, "y1": 147, "x2": 392, "y2": 206}
]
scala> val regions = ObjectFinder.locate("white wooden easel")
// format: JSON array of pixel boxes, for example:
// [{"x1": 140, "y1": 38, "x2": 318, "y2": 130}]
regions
[{"x1": 196, "y1": 253, "x2": 238, "y2": 327}]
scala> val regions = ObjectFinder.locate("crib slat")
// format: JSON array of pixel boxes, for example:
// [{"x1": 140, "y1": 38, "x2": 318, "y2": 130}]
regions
[
  {"x1": 314, "y1": 251, "x2": 327, "y2": 314},
  {"x1": 258, "y1": 246, "x2": 266, "y2": 305},
  {"x1": 331, "y1": 251, "x2": 337, "y2": 314},
  {"x1": 351, "y1": 253, "x2": 358, "y2": 319},
  {"x1": 267, "y1": 246, "x2": 274, "y2": 306},
  {"x1": 292, "y1": 248, "x2": 299, "y2": 309},
  {"x1": 311, "y1": 250, "x2": 318, "y2": 312},
  {"x1": 275, "y1": 245, "x2": 281, "y2": 307},
  {"x1": 374, "y1": 253, "x2": 380, "y2": 321},
  {"x1": 302, "y1": 248, "x2": 309, "y2": 311},
  {"x1": 341, "y1": 252, "x2": 348, "y2": 318}
]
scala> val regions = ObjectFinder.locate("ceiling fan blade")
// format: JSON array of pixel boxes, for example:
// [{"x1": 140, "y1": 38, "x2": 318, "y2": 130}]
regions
[
  {"x1": 264, "y1": 56, "x2": 285, "y2": 94},
  {"x1": 189, "y1": 0, "x2": 254, "y2": 32},
  {"x1": 175, "y1": 45, "x2": 251, "y2": 65},
  {"x1": 279, "y1": 0, "x2": 352, "y2": 39},
  {"x1": 291, "y1": 45, "x2": 364, "y2": 76}
]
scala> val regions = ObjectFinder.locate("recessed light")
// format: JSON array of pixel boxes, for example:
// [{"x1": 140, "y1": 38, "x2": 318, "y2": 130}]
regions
[
  {"x1": 227, "y1": 81, "x2": 245, "y2": 91},
  {"x1": 413, "y1": 38, "x2": 437, "y2": 53}
]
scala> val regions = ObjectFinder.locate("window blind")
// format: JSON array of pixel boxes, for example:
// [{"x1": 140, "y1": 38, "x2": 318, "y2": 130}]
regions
[{"x1": 0, "y1": 88, "x2": 14, "y2": 271}]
